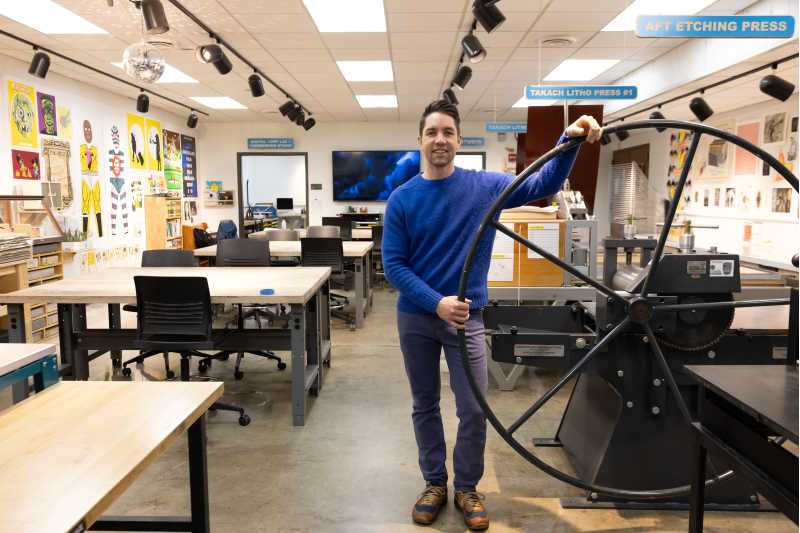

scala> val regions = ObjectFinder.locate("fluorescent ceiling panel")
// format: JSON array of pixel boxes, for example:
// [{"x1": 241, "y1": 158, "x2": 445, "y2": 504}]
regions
[
  {"x1": 303, "y1": 0, "x2": 386, "y2": 32},
  {"x1": 112, "y1": 62, "x2": 198, "y2": 84},
  {"x1": 512, "y1": 97, "x2": 558, "y2": 108},
  {"x1": 336, "y1": 60, "x2": 393, "y2": 81},
  {"x1": 189, "y1": 97, "x2": 247, "y2": 109},
  {"x1": 544, "y1": 59, "x2": 620, "y2": 81},
  {"x1": 0, "y1": 0, "x2": 107, "y2": 34},
  {"x1": 602, "y1": 0, "x2": 717, "y2": 32},
  {"x1": 355, "y1": 94, "x2": 397, "y2": 108}
]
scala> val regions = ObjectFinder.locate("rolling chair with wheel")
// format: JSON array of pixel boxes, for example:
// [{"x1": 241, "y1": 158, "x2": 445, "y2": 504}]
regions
[
  {"x1": 133, "y1": 275, "x2": 249, "y2": 426},
  {"x1": 301, "y1": 237, "x2": 356, "y2": 330},
  {"x1": 254, "y1": 229, "x2": 300, "y2": 266},
  {"x1": 321, "y1": 216, "x2": 353, "y2": 240}
]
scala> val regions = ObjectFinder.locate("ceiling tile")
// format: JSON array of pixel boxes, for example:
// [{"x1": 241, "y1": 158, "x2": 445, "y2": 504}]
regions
[
  {"x1": 491, "y1": 11, "x2": 542, "y2": 32},
  {"x1": 569, "y1": 47, "x2": 634, "y2": 60},
  {"x1": 348, "y1": 81, "x2": 397, "y2": 93},
  {"x1": 384, "y1": 0, "x2": 468, "y2": 13},
  {"x1": 394, "y1": 62, "x2": 447, "y2": 82},
  {"x1": 583, "y1": 31, "x2": 644, "y2": 48},
  {"x1": 531, "y1": 11, "x2": 618, "y2": 32},
  {"x1": 544, "y1": 0, "x2": 632, "y2": 11},
  {"x1": 388, "y1": 13, "x2": 463, "y2": 32},
  {"x1": 280, "y1": 61, "x2": 339, "y2": 74},
  {"x1": 478, "y1": 31, "x2": 526, "y2": 48},
  {"x1": 235, "y1": 13, "x2": 316, "y2": 33},
  {"x1": 270, "y1": 49, "x2": 333, "y2": 62},
  {"x1": 511, "y1": 47, "x2": 576, "y2": 62},
  {"x1": 521, "y1": 31, "x2": 594, "y2": 47},
  {"x1": 331, "y1": 48, "x2": 391, "y2": 61},
  {"x1": 391, "y1": 47, "x2": 451, "y2": 61},
  {"x1": 390, "y1": 32, "x2": 456, "y2": 49},
  {"x1": 256, "y1": 32, "x2": 326, "y2": 49},
  {"x1": 222, "y1": 0, "x2": 306, "y2": 14},
  {"x1": 321, "y1": 33, "x2": 389, "y2": 49}
]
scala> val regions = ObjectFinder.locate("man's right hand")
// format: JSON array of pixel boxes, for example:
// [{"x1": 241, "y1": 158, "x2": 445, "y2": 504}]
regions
[{"x1": 436, "y1": 296, "x2": 471, "y2": 329}]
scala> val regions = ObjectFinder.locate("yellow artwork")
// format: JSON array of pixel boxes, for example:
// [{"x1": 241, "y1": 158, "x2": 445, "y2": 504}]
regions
[
  {"x1": 127, "y1": 113, "x2": 146, "y2": 170},
  {"x1": 79, "y1": 144, "x2": 99, "y2": 174},
  {"x1": 8, "y1": 80, "x2": 38, "y2": 148},
  {"x1": 145, "y1": 118, "x2": 163, "y2": 172}
]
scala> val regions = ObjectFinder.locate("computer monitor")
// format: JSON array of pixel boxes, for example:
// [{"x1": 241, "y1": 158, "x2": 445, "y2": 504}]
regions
[{"x1": 276, "y1": 197, "x2": 293, "y2": 210}]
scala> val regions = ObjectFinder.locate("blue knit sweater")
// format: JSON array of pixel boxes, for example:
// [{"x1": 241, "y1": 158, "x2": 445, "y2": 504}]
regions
[{"x1": 383, "y1": 135, "x2": 579, "y2": 315}]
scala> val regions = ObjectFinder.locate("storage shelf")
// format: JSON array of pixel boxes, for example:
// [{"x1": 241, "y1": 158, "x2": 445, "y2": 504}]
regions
[
  {"x1": 28, "y1": 263, "x2": 62, "y2": 271},
  {"x1": 29, "y1": 274, "x2": 62, "y2": 284}
]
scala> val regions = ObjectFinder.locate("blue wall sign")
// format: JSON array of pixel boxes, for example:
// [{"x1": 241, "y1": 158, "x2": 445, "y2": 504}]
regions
[
  {"x1": 462, "y1": 136, "x2": 485, "y2": 147},
  {"x1": 247, "y1": 137, "x2": 294, "y2": 149},
  {"x1": 636, "y1": 15, "x2": 795, "y2": 38},
  {"x1": 486, "y1": 123, "x2": 527, "y2": 133},
  {"x1": 525, "y1": 85, "x2": 638, "y2": 100}
]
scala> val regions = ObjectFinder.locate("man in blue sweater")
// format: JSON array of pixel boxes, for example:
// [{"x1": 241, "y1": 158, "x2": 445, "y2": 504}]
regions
[{"x1": 383, "y1": 100, "x2": 601, "y2": 530}]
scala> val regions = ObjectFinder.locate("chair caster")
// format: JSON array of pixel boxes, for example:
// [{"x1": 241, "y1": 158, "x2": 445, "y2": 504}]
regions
[
  {"x1": 166, "y1": 370, "x2": 175, "y2": 380},
  {"x1": 309, "y1": 387, "x2": 318, "y2": 397},
  {"x1": 277, "y1": 362, "x2": 287, "y2": 371},
  {"x1": 234, "y1": 370, "x2": 244, "y2": 380},
  {"x1": 198, "y1": 360, "x2": 210, "y2": 373},
  {"x1": 122, "y1": 367, "x2": 132, "y2": 377},
  {"x1": 238, "y1": 414, "x2": 251, "y2": 426}
]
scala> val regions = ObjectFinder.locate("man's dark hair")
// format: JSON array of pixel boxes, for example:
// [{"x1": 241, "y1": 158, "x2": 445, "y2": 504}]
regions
[{"x1": 419, "y1": 100, "x2": 461, "y2": 137}]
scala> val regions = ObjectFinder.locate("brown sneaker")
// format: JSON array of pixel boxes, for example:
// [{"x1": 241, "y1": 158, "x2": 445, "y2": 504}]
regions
[
  {"x1": 454, "y1": 491, "x2": 489, "y2": 531},
  {"x1": 411, "y1": 483, "x2": 448, "y2": 525}
]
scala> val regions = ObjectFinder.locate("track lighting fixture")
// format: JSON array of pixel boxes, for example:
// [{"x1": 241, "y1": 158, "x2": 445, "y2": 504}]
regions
[
  {"x1": 689, "y1": 92, "x2": 713, "y2": 122},
  {"x1": 649, "y1": 109, "x2": 666, "y2": 132},
  {"x1": 760, "y1": 66, "x2": 795, "y2": 101},
  {"x1": 279, "y1": 100, "x2": 295, "y2": 117},
  {"x1": 248, "y1": 73, "x2": 265, "y2": 97},
  {"x1": 472, "y1": 0, "x2": 506, "y2": 33},
  {"x1": 303, "y1": 117, "x2": 316, "y2": 130},
  {"x1": 461, "y1": 33, "x2": 486, "y2": 64},
  {"x1": 136, "y1": 91, "x2": 150, "y2": 113},
  {"x1": 196, "y1": 44, "x2": 232, "y2": 75},
  {"x1": 600, "y1": 133, "x2": 612, "y2": 146},
  {"x1": 28, "y1": 50, "x2": 50, "y2": 79},
  {"x1": 286, "y1": 104, "x2": 302, "y2": 122},
  {"x1": 141, "y1": 0, "x2": 169, "y2": 35},
  {"x1": 187, "y1": 110, "x2": 198, "y2": 128},
  {"x1": 615, "y1": 129, "x2": 630, "y2": 142},
  {"x1": 442, "y1": 88, "x2": 459, "y2": 105},
  {"x1": 295, "y1": 109, "x2": 306, "y2": 126},
  {"x1": 452, "y1": 65, "x2": 472, "y2": 91}
]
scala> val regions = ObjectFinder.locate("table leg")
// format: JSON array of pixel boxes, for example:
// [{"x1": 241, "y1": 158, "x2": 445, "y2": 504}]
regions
[
  {"x1": 366, "y1": 251, "x2": 373, "y2": 313},
  {"x1": 188, "y1": 414, "x2": 210, "y2": 533},
  {"x1": 108, "y1": 304, "x2": 122, "y2": 368},
  {"x1": 8, "y1": 304, "x2": 28, "y2": 402},
  {"x1": 57, "y1": 304, "x2": 76, "y2": 379},
  {"x1": 354, "y1": 257, "x2": 365, "y2": 328},
  {"x1": 73, "y1": 304, "x2": 90, "y2": 380},
  {"x1": 290, "y1": 304, "x2": 307, "y2": 426},
  {"x1": 689, "y1": 424, "x2": 707, "y2": 533},
  {"x1": 305, "y1": 290, "x2": 321, "y2": 392}
]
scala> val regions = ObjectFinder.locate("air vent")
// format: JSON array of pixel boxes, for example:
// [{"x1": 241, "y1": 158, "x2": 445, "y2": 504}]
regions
[{"x1": 541, "y1": 36, "x2": 577, "y2": 47}]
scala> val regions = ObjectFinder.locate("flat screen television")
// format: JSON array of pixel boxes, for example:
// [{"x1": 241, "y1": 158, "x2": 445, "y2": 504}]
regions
[{"x1": 332, "y1": 151, "x2": 486, "y2": 201}]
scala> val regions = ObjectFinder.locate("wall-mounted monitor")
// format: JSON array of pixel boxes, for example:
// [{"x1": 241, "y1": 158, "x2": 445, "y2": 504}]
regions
[
  {"x1": 276, "y1": 197, "x2": 294, "y2": 210},
  {"x1": 332, "y1": 150, "x2": 486, "y2": 201}
]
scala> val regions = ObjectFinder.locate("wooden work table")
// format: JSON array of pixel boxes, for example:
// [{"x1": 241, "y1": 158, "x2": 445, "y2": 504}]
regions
[
  {"x1": 193, "y1": 240, "x2": 373, "y2": 258},
  {"x1": 0, "y1": 381, "x2": 223, "y2": 533},
  {"x1": 248, "y1": 227, "x2": 372, "y2": 240}
]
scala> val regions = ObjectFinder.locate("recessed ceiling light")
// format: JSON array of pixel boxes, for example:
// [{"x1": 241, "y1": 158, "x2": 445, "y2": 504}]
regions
[
  {"x1": 303, "y1": 0, "x2": 386, "y2": 32},
  {"x1": 512, "y1": 97, "x2": 558, "y2": 108},
  {"x1": 544, "y1": 59, "x2": 620, "y2": 81},
  {"x1": 112, "y1": 62, "x2": 198, "y2": 84},
  {"x1": 189, "y1": 96, "x2": 247, "y2": 109},
  {"x1": 355, "y1": 94, "x2": 397, "y2": 108},
  {"x1": 0, "y1": 0, "x2": 107, "y2": 34},
  {"x1": 602, "y1": 0, "x2": 717, "y2": 32},
  {"x1": 336, "y1": 60, "x2": 393, "y2": 82}
]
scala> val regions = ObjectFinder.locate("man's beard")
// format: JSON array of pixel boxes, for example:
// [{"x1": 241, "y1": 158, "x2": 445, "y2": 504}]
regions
[{"x1": 428, "y1": 150, "x2": 453, "y2": 167}]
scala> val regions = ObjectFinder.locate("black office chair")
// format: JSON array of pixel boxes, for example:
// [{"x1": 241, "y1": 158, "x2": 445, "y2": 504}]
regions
[
  {"x1": 371, "y1": 224, "x2": 386, "y2": 287},
  {"x1": 133, "y1": 275, "x2": 250, "y2": 426},
  {"x1": 121, "y1": 249, "x2": 196, "y2": 378},
  {"x1": 208, "y1": 238, "x2": 287, "y2": 380},
  {"x1": 301, "y1": 237, "x2": 356, "y2": 329},
  {"x1": 322, "y1": 216, "x2": 353, "y2": 240}
]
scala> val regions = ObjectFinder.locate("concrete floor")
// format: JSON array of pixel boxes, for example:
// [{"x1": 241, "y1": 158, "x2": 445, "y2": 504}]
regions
[{"x1": 15, "y1": 287, "x2": 797, "y2": 532}]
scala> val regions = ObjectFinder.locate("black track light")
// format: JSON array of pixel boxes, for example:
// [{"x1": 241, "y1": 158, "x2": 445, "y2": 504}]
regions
[
  {"x1": 295, "y1": 109, "x2": 305, "y2": 126},
  {"x1": 28, "y1": 50, "x2": 50, "y2": 79},
  {"x1": 286, "y1": 104, "x2": 302, "y2": 122},
  {"x1": 600, "y1": 133, "x2": 612, "y2": 146},
  {"x1": 141, "y1": 0, "x2": 169, "y2": 35},
  {"x1": 760, "y1": 71, "x2": 795, "y2": 102},
  {"x1": 443, "y1": 88, "x2": 459, "y2": 105},
  {"x1": 649, "y1": 110, "x2": 666, "y2": 132},
  {"x1": 248, "y1": 73, "x2": 265, "y2": 97},
  {"x1": 279, "y1": 100, "x2": 295, "y2": 116},
  {"x1": 196, "y1": 44, "x2": 232, "y2": 75},
  {"x1": 303, "y1": 117, "x2": 316, "y2": 130},
  {"x1": 452, "y1": 65, "x2": 472, "y2": 91},
  {"x1": 136, "y1": 92, "x2": 149, "y2": 113},
  {"x1": 461, "y1": 33, "x2": 486, "y2": 64},
  {"x1": 689, "y1": 93, "x2": 713, "y2": 122},
  {"x1": 615, "y1": 129, "x2": 630, "y2": 142},
  {"x1": 187, "y1": 111, "x2": 198, "y2": 128},
  {"x1": 473, "y1": 0, "x2": 506, "y2": 34}
]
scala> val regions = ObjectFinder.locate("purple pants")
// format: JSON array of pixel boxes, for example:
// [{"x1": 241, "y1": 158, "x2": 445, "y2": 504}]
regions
[{"x1": 397, "y1": 310, "x2": 488, "y2": 492}]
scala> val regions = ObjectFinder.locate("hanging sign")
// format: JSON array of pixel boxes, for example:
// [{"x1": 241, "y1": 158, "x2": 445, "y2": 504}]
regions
[
  {"x1": 248, "y1": 137, "x2": 294, "y2": 149},
  {"x1": 636, "y1": 15, "x2": 795, "y2": 38},
  {"x1": 525, "y1": 85, "x2": 638, "y2": 100},
  {"x1": 486, "y1": 123, "x2": 526, "y2": 133},
  {"x1": 462, "y1": 136, "x2": 485, "y2": 147}
]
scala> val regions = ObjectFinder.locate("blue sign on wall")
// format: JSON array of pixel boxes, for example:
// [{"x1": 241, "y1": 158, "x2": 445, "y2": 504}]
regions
[
  {"x1": 486, "y1": 123, "x2": 527, "y2": 133},
  {"x1": 247, "y1": 137, "x2": 294, "y2": 149},
  {"x1": 636, "y1": 15, "x2": 795, "y2": 38},
  {"x1": 462, "y1": 136, "x2": 485, "y2": 147},
  {"x1": 525, "y1": 85, "x2": 638, "y2": 100}
]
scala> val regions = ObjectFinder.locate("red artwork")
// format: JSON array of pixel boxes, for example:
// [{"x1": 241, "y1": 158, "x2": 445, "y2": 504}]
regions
[{"x1": 11, "y1": 149, "x2": 40, "y2": 180}]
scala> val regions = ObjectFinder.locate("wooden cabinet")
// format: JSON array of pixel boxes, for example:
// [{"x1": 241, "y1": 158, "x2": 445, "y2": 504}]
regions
[
  {"x1": 144, "y1": 196, "x2": 182, "y2": 249},
  {"x1": 26, "y1": 241, "x2": 63, "y2": 341},
  {"x1": 488, "y1": 216, "x2": 566, "y2": 288}
]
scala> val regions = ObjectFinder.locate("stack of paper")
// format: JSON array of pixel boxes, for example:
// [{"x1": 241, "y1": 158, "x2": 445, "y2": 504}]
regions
[{"x1": 0, "y1": 233, "x2": 32, "y2": 265}]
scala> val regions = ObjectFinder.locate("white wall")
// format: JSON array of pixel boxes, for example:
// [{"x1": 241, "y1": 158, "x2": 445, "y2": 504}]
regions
[{"x1": 197, "y1": 121, "x2": 517, "y2": 228}]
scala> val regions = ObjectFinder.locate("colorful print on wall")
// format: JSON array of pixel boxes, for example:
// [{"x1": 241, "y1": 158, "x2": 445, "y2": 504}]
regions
[
  {"x1": 145, "y1": 118, "x2": 163, "y2": 172},
  {"x1": 41, "y1": 138, "x2": 72, "y2": 210},
  {"x1": 772, "y1": 187, "x2": 792, "y2": 213},
  {"x1": 57, "y1": 105, "x2": 73, "y2": 141},
  {"x1": 108, "y1": 124, "x2": 128, "y2": 236},
  {"x1": 37, "y1": 92, "x2": 57, "y2": 136},
  {"x1": 8, "y1": 80, "x2": 38, "y2": 148},
  {"x1": 130, "y1": 179, "x2": 143, "y2": 211},
  {"x1": 734, "y1": 122, "x2": 759, "y2": 176},
  {"x1": 11, "y1": 149, "x2": 40, "y2": 180},
  {"x1": 127, "y1": 113, "x2": 146, "y2": 169},
  {"x1": 162, "y1": 129, "x2": 182, "y2": 190},
  {"x1": 763, "y1": 112, "x2": 786, "y2": 144},
  {"x1": 181, "y1": 134, "x2": 197, "y2": 197},
  {"x1": 80, "y1": 119, "x2": 102, "y2": 238},
  {"x1": 668, "y1": 130, "x2": 694, "y2": 179}
]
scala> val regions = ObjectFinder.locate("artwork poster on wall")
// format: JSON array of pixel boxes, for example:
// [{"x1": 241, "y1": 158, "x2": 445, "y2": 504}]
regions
[
  {"x1": 11, "y1": 149, "x2": 40, "y2": 180},
  {"x1": 772, "y1": 187, "x2": 792, "y2": 213},
  {"x1": 181, "y1": 134, "x2": 197, "y2": 197},
  {"x1": 724, "y1": 187, "x2": 736, "y2": 208},
  {"x1": 130, "y1": 179, "x2": 143, "y2": 211},
  {"x1": 734, "y1": 122, "x2": 759, "y2": 176},
  {"x1": 162, "y1": 129, "x2": 182, "y2": 190},
  {"x1": 127, "y1": 113, "x2": 146, "y2": 170},
  {"x1": 763, "y1": 112, "x2": 786, "y2": 144},
  {"x1": 668, "y1": 130, "x2": 694, "y2": 179},
  {"x1": 183, "y1": 198, "x2": 198, "y2": 223},
  {"x1": 80, "y1": 119, "x2": 103, "y2": 238},
  {"x1": 37, "y1": 92, "x2": 57, "y2": 136},
  {"x1": 107, "y1": 124, "x2": 129, "y2": 236},
  {"x1": 145, "y1": 118, "x2": 163, "y2": 172},
  {"x1": 57, "y1": 104, "x2": 72, "y2": 141},
  {"x1": 41, "y1": 138, "x2": 72, "y2": 210},
  {"x1": 8, "y1": 80, "x2": 38, "y2": 148}
]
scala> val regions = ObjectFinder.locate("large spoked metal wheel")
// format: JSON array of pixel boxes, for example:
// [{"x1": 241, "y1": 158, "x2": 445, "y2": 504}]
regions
[{"x1": 457, "y1": 119, "x2": 798, "y2": 500}]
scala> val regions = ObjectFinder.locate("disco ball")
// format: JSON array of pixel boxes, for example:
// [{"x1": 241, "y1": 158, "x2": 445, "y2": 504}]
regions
[{"x1": 122, "y1": 41, "x2": 165, "y2": 83}]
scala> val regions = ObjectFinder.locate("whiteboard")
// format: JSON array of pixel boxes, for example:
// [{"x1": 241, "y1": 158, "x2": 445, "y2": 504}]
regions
[
  {"x1": 455, "y1": 153, "x2": 485, "y2": 170},
  {"x1": 240, "y1": 154, "x2": 306, "y2": 209}
]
